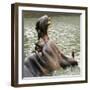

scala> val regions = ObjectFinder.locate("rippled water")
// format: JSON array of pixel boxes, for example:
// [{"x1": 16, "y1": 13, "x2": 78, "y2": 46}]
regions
[{"x1": 23, "y1": 11, "x2": 80, "y2": 76}]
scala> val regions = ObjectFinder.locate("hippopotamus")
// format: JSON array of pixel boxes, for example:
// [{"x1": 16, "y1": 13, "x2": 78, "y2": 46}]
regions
[{"x1": 24, "y1": 15, "x2": 78, "y2": 77}]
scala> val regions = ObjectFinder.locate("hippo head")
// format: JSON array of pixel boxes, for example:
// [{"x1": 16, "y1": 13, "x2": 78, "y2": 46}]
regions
[{"x1": 35, "y1": 15, "x2": 51, "y2": 39}]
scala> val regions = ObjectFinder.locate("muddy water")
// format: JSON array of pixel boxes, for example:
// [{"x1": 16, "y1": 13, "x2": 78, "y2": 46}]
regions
[{"x1": 23, "y1": 12, "x2": 80, "y2": 76}]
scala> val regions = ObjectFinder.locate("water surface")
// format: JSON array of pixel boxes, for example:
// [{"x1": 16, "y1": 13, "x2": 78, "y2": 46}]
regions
[{"x1": 23, "y1": 11, "x2": 80, "y2": 76}]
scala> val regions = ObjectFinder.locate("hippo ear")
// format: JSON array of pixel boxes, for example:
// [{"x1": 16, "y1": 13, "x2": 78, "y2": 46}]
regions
[{"x1": 72, "y1": 51, "x2": 75, "y2": 58}]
